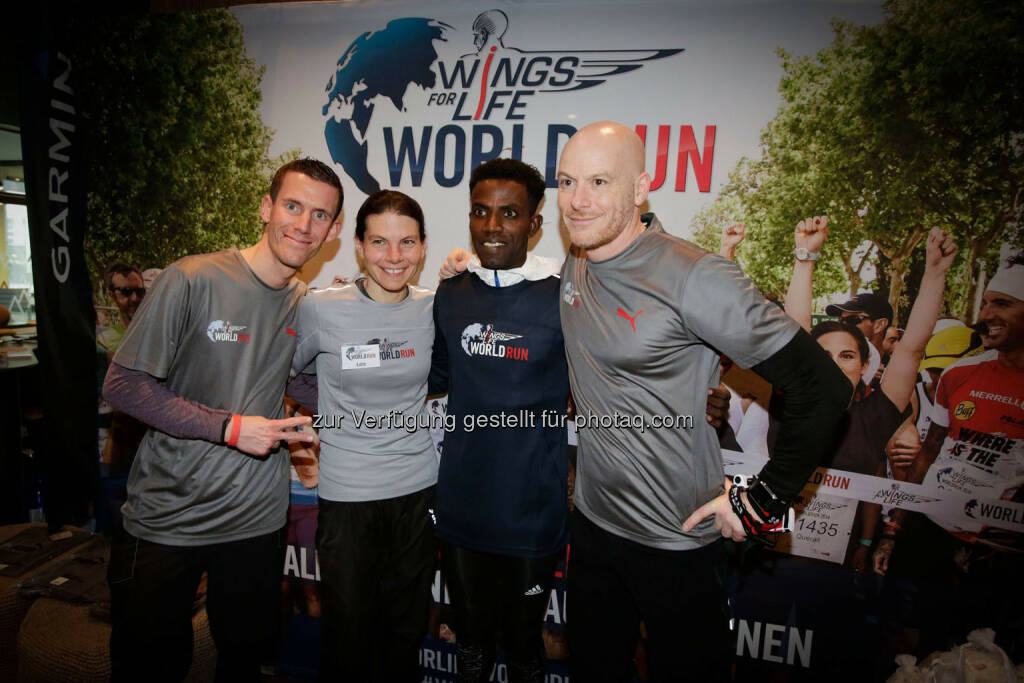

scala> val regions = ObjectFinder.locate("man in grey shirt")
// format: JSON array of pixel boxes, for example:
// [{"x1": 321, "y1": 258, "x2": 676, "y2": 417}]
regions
[
  {"x1": 556, "y1": 122, "x2": 851, "y2": 681},
  {"x1": 102, "y1": 158, "x2": 342, "y2": 681}
]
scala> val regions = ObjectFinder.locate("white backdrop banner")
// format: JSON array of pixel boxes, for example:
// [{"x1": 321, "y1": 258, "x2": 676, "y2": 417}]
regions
[{"x1": 233, "y1": 0, "x2": 882, "y2": 289}]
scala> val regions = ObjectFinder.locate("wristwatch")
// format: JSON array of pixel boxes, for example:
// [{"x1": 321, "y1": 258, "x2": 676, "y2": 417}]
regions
[{"x1": 793, "y1": 247, "x2": 821, "y2": 262}]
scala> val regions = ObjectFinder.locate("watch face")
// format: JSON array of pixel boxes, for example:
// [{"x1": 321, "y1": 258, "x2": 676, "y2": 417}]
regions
[{"x1": 795, "y1": 247, "x2": 808, "y2": 259}]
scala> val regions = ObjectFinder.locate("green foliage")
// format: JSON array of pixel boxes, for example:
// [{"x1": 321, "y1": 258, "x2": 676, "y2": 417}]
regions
[
  {"x1": 72, "y1": 10, "x2": 284, "y2": 290},
  {"x1": 854, "y1": 0, "x2": 1024, "y2": 317},
  {"x1": 691, "y1": 183, "x2": 742, "y2": 254},
  {"x1": 694, "y1": 0, "x2": 1023, "y2": 318}
]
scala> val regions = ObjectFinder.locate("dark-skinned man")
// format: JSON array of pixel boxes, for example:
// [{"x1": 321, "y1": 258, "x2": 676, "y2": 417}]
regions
[{"x1": 433, "y1": 157, "x2": 735, "y2": 682}]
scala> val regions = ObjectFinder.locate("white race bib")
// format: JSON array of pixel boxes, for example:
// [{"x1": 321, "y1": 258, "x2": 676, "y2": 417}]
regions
[
  {"x1": 341, "y1": 344, "x2": 380, "y2": 370},
  {"x1": 774, "y1": 492, "x2": 856, "y2": 564}
]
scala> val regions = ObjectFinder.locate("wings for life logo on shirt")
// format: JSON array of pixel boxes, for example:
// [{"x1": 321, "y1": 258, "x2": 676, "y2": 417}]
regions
[
  {"x1": 460, "y1": 322, "x2": 528, "y2": 361},
  {"x1": 369, "y1": 337, "x2": 416, "y2": 361},
  {"x1": 321, "y1": 10, "x2": 684, "y2": 194},
  {"x1": 206, "y1": 320, "x2": 249, "y2": 343}
]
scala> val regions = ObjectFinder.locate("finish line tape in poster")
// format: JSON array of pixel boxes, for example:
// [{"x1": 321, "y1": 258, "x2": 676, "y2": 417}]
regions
[{"x1": 722, "y1": 450, "x2": 1024, "y2": 534}]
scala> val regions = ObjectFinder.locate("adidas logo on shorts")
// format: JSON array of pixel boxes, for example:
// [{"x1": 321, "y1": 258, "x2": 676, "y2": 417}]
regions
[{"x1": 523, "y1": 584, "x2": 544, "y2": 597}]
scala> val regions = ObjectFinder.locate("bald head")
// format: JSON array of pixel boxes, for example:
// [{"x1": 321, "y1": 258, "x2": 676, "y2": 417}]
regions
[
  {"x1": 564, "y1": 121, "x2": 647, "y2": 177},
  {"x1": 557, "y1": 121, "x2": 651, "y2": 261}
]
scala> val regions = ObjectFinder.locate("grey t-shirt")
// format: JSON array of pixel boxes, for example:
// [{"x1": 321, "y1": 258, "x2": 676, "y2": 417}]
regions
[
  {"x1": 114, "y1": 248, "x2": 305, "y2": 545},
  {"x1": 291, "y1": 280, "x2": 437, "y2": 502},
  {"x1": 560, "y1": 215, "x2": 798, "y2": 550}
]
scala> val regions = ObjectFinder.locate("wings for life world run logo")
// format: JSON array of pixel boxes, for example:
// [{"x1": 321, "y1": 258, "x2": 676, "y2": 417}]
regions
[
  {"x1": 207, "y1": 320, "x2": 249, "y2": 343},
  {"x1": 461, "y1": 322, "x2": 528, "y2": 361},
  {"x1": 321, "y1": 10, "x2": 713, "y2": 195},
  {"x1": 562, "y1": 280, "x2": 581, "y2": 308},
  {"x1": 935, "y1": 465, "x2": 990, "y2": 494},
  {"x1": 369, "y1": 337, "x2": 416, "y2": 361}
]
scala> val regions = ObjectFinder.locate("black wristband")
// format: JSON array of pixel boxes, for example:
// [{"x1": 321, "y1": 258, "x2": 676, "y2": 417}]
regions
[
  {"x1": 729, "y1": 484, "x2": 775, "y2": 546},
  {"x1": 728, "y1": 484, "x2": 757, "y2": 532},
  {"x1": 747, "y1": 478, "x2": 790, "y2": 522}
]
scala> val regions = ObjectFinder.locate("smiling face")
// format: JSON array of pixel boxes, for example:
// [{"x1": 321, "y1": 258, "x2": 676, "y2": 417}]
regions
[
  {"x1": 355, "y1": 212, "x2": 425, "y2": 303},
  {"x1": 259, "y1": 171, "x2": 341, "y2": 276},
  {"x1": 817, "y1": 330, "x2": 868, "y2": 389},
  {"x1": 469, "y1": 178, "x2": 540, "y2": 271},
  {"x1": 556, "y1": 123, "x2": 650, "y2": 261},
  {"x1": 978, "y1": 289, "x2": 1024, "y2": 353}
]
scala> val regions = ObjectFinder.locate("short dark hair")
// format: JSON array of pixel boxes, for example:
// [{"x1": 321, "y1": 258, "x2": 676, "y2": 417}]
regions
[
  {"x1": 469, "y1": 158, "x2": 546, "y2": 214},
  {"x1": 103, "y1": 262, "x2": 141, "y2": 291},
  {"x1": 269, "y1": 158, "x2": 344, "y2": 219},
  {"x1": 355, "y1": 190, "x2": 426, "y2": 241},
  {"x1": 811, "y1": 319, "x2": 870, "y2": 364}
]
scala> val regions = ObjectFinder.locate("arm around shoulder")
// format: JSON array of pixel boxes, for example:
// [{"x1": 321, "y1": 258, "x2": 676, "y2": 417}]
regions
[
  {"x1": 427, "y1": 287, "x2": 450, "y2": 396},
  {"x1": 290, "y1": 290, "x2": 322, "y2": 378}
]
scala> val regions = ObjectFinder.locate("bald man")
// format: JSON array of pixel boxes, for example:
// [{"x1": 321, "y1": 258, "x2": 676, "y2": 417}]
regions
[{"x1": 555, "y1": 122, "x2": 850, "y2": 681}]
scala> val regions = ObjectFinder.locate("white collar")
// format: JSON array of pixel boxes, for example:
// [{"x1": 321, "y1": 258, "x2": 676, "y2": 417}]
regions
[{"x1": 468, "y1": 252, "x2": 561, "y2": 287}]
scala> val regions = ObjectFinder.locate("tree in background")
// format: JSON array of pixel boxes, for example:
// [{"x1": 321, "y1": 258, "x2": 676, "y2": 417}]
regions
[
  {"x1": 692, "y1": 156, "x2": 859, "y2": 301},
  {"x1": 72, "y1": 10, "x2": 286, "y2": 289},
  {"x1": 693, "y1": 0, "x2": 1022, "y2": 321},
  {"x1": 854, "y1": 0, "x2": 1023, "y2": 319}
]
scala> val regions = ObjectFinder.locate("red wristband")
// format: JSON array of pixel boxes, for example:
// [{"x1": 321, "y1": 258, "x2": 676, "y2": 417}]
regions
[{"x1": 227, "y1": 414, "x2": 242, "y2": 447}]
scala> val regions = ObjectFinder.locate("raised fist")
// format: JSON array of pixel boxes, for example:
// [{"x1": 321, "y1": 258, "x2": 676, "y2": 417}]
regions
[{"x1": 794, "y1": 216, "x2": 828, "y2": 253}]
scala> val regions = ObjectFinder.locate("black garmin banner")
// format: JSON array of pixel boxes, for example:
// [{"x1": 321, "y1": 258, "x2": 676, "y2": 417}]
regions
[{"x1": 17, "y1": 5, "x2": 97, "y2": 528}]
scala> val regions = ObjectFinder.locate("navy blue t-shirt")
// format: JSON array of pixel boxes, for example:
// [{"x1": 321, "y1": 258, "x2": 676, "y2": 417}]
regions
[{"x1": 430, "y1": 272, "x2": 569, "y2": 558}]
